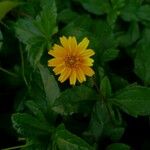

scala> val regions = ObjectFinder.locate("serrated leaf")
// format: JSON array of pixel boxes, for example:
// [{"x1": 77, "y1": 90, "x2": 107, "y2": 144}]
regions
[
  {"x1": 121, "y1": 0, "x2": 140, "y2": 21},
  {"x1": 113, "y1": 85, "x2": 150, "y2": 117},
  {"x1": 134, "y1": 29, "x2": 150, "y2": 85},
  {"x1": 53, "y1": 124, "x2": 94, "y2": 150},
  {"x1": 0, "y1": 1, "x2": 21, "y2": 20},
  {"x1": 12, "y1": 113, "x2": 53, "y2": 137},
  {"x1": 76, "y1": 0, "x2": 110, "y2": 15},
  {"x1": 15, "y1": 0, "x2": 57, "y2": 66},
  {"x1": 61, "y1": 15, "x2": 92, "y2": 40},
  {"x1": 38, "y1": 64, "x2": 60, "y2": 107},
  {"x1": 25, "y1": 100, "x2": 46, "y2": 122},
  {"x1": 118, "y1": 22, "x2": 139, "y2": 47},
  {"x1": 88, "y1": 101, "x2": 124, "y2": 141},
  {"x1": 100, "y1": 76, "x2": 112, "y2": 98},
  {"x1": 106, "y1": 143, "x2": 131, "y2": 150},
  {"x1": 52, "y1": 86, "x2": 98, "y2": 115},
  {"x1": 58, "y1": 8, "x2": 78, "y2": 23},
  {"x1": 101, "y1": 48, "x2": 119, "y2": 63}
]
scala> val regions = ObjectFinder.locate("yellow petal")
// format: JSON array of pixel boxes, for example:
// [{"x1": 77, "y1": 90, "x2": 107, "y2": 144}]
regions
[
  {"x1": 69, "y1": 70, "x2": 77, "y2": 85},
  {"x1": 83, "y1": 58, "x2": 94, "y2": 66},
  {"x1": 81, "y1": 66, "x2": 95, "y2": 76},
  {"x1": 48, "y1": 58, "x2": 63, "y2": 67},
  {"x1": 58, "y1": 68, "x2": 71, "y2": 82},
  {"x1": 76, "y1": 67, "x2": 86, "y2": 83},
  {"x1": 81, "y1": 49, "x2": 95, "y2": 57},
  {"x1": 48, "y1": 44, "x2": 66, "y2": 57},
  {"x1": 78, "y1": 37, "x2": 89, "y2": 51},
  {"x1": 60, "y1": 36, "x2": 68, "y2": 49},
  {"x1": 53, "y1": 65, "x2": 65, "y2": 75}
]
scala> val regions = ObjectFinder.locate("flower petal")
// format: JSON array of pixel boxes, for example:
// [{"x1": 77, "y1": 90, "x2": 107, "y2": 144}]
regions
[
  {"x1": 78, "y1": 37, "x2": 89, "y2": 50},
  {"x1": 48, "y1": 58, "x2": 63, "y2": 67},
  {"x1": 70, "y1": 70, "x2": 77, "y2": 85},
  {"x1": 60, "y1": 36, "x2": 68, "y2": 49},
  {"x1": 81, "y1": 66, "x2": 95, "y2": 76},
  {"x1": 82, "y1": 58, "x2": 94, "y2": 66},
  {"x1": 53, "y1": 64, "x2": 65, "y2": 75},
  {"x1": 48, "y1": 44, "x2": 66, "y2": 57},
  {"x1": 58, "y1": 68, "x2": 71, "y2": 82},
  {"x1": 76, "y1": 67, "x2": 86, "y2": 83},
  {"x1": 81, "y1": 49, "x2": 95, "y2": 57}
]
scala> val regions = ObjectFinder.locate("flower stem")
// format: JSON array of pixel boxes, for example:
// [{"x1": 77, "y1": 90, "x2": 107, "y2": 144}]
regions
[
  {"x1": 2, "y1": 144, "x2": 27, "y2": 150},
  {"x1": 0, "y1": 66, "x2": 18, "y2": 77}
]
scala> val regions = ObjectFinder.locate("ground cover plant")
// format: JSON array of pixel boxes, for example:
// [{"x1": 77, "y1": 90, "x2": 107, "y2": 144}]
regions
[{"x1": 0, "y1": 0, "x2": 150, "y2": 149}]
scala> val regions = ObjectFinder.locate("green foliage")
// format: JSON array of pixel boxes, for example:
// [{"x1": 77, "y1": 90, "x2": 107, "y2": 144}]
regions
[
  {"x1": 12, "y1": 113, "x2": 53, "y2": 137},
  {"x1": 38, "y1": 64, "x2": 60, "y2": 107},
  {"x1": 0, "y1": 0, "x2": 21, "y2": 20},
  {"x1": 106, "y1": 143, "x2": 131, "y2": 150},
  {"x1": 52, "y1": 85, "x2": 98, "y2": 115},
  {"x1": 15, "y1": 0, "x2": 57, "y2": 66},
  {"x1": 53, "y1": 124, "x2": 94, "y2": 150},
  {"x1": 134, "y1": 29, "x2": 150, "y2": 85},
  {"x1": 1, "y1": 0, "x2": 150, "y2": 149},
  {"x1": 0, "y1": 30, "x2": 3, "y2": 49},
  {"x1": 113, "y1": 85, "x2": 150, "y2": 117},
  {"x1": 76, "y1": 0, "x2": 110, "y2": 15}
]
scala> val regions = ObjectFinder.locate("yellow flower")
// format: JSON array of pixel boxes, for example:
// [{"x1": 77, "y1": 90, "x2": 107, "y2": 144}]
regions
[{"x1": 48, "y1": 36, "x2": 95, "y2": 85}]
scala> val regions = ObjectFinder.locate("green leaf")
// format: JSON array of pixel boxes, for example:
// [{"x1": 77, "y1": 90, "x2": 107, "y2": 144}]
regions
[
  {"x1": 120, "y1": 0, "x2": 140, "y2": 21},
  {"x1": 118, "y1": 22, "x2": 139, "y2": 47},
  {"x1": 0, "y1": 1, "x2": 20, "y2": 20},
  {"x1": 88, "y1": 102, "x2": 106, "y2": 140},
  {"x1": 61, "y1": 15, "x2": 92, "y2": 40},
  {"x1": 15, "y1": 0, "x2": 57, "y2": 66},
  {"x1": 106, "y1": 143, "x2": 131, "y2": 150},
  {"x1": 52, "y1": 85, "x2": 98, "y2": 115},
  {"x1": 38, "y1": 64, "x2": 60, "y2": 107},
  {"x1": 25, "y1": 100, "x2": 46, "y2": 122},
  {"x1": 137, "y1": 5, "x2": 150, "y2": 21},
  {"x1": 88, "y1": 101, "x2": 124, "y2": 141},
  {"x1": 58, "y1": 8, "x2": 78, "y2": 23},
  {"x1": 113, "y1": 85, "x2": 150, "y2": 117},
  {"x1": 100, "y1": 76, "x2": 112, "y2": 98},
  {"x1": 0, "y1": 30, "x2": 3, "y2": 50},
  {"x1": 134, "y1": 29, "x2": 150, "y2": 85},
  {"x1": 104, "y1": 126, "x2": 125, "y2": 142},
  {"x1": 12, "y1": 113, "x2": 53, "y2": 137},
  {"x1": 107, "y1": 0, "x2": 125, "y2": 27},
  {"x1": 76, "y1": 0, "x2": 110, "y2": 15},
  {"x1": 101, "y1": 48, "x2": 119, "y2": 63},
  {"x1": 53, "y1": 124, "x2": 94, "y2": 150}
]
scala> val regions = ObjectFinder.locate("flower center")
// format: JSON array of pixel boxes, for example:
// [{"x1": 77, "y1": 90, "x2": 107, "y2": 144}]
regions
[{"x1": 64, "y1": 56, "x2": 80, "y2": 68}]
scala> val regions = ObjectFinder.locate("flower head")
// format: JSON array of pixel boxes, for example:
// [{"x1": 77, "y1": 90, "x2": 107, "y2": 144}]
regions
[{"x1": 48, "y1": 36, "x2": 95, "y2": 85}]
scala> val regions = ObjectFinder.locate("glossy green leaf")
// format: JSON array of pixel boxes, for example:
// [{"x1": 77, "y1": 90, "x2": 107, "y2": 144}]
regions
[
  {"x1": 52, "y1": 85, "x2": 98, "y2": 115},
  {"x1": 88, "y1": 101, "x2": 124, "y2": 141},
  {"x1": 25, "y1": 100, "x2": 46, "y2": 122},
  {"x1": 38, "y1": 64, "x2": 60, "y2": 107},
  {"x1": 113, "y1": 85, "x2": 150, "y2": 117},
  {"x1": 101, "y1": 48, "x2": 119, "y2": 63},
  {"x1": 134, "y1": 29, "x2": 150, "y2": 85},
  {"x1": 15, "y1": 0, "x2": 57, "y2": 66},
  {"x1": 76, "y1": 0, "x2": 110, "y2": 15},
  {"x1": 53, "y1": 124, "x2": 94, "y2": 150},
  {"x1": 12, "y1": 113, "x2": 53, "y2": 137}
]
